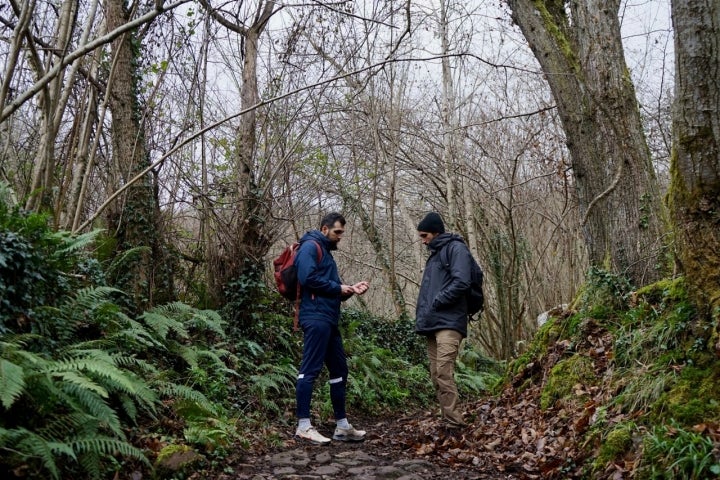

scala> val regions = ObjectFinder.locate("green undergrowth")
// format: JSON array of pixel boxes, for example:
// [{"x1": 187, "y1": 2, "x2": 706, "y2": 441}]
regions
[
  {"x1": 509, "y1": 269, "x2": 720, "y2": 478},
  {"x1": 307, "y1": 307, "x2": 503, "y2": 423},
  {"x1": 0, "y1": 191, "x2": 502, "y2": 479}
]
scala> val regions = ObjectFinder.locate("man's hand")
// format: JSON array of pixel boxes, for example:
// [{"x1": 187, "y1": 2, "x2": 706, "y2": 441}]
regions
[
  {"x1": 340, "y1": 281, "x2": 369, "y2": 296},
  {"x1": 351, "y1": 281, "x2": 369, "y2": 295}
]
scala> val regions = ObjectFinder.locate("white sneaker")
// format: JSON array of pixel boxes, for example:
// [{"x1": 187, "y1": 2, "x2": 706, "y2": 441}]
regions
[
  {"x1": 332, "y1": 424, "x2": 366, "y2": 442},
  {"x1": 295, "y1": 426, "x2": 331, "y2": 445}
]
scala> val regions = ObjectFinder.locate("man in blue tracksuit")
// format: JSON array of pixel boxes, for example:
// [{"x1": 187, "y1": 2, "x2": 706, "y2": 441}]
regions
[{"x1": 293, "y1": 212, "x2": 370, "y2": 445}]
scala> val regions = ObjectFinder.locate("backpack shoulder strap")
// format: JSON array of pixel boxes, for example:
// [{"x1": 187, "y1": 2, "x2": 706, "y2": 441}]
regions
[
  {"x1": 439, "y1": 242, "x2": 454, "y2": 269},
  {"x1": 312, "y1": 240, "x2": 323, "y2": 262}
]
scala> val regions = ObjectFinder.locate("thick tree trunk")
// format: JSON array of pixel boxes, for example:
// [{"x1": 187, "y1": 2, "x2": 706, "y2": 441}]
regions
[
  {"x1": 506, "y1": 0, "x2": 668, "y2": 287},
  {"x1": 669, "y1": 0, "x2": 720, "y2": 316},
  {"x1": 105, "y1": 0, "x2": 174, "y2": 311}
]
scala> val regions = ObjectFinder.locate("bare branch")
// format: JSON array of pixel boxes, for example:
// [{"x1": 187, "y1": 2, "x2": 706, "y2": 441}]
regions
[{"x1": 0, "y1": 0, "x2": 191, "y2": 123}]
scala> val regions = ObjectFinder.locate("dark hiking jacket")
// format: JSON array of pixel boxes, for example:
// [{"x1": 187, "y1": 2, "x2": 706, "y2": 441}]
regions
[
  {"x1": 295, "y1": 230, "x2": 346, "y2": 326},
  {"x1": 415, "y1": 233, "x2": 472, "y2": 338}
]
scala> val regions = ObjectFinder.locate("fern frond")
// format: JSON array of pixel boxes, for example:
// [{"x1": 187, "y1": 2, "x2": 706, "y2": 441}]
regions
[
  {"x1": 104, "y1": 246, "x2": 151, "y2": 279},
  {"x1": 111, "y1": 318, "x2": 165, "y2": 349},
  {"x1": 52, "y1": 369, "x2": 109, "y2": 397},
  {"x1": 174, "y1": 344, "x2": 199, "y2": 369},
  {"x1": 56, "y1": 349, "x2": 159, "y2": 416},
  {"x1": 37, "y1": 412, "x2": 100, "y2": 441},
  {"x1": 235, "y1": 338, "x2": 265, "y2": 358},
  {"x1": 111, "y1": 353, "x2": 160, "y2": 376},
  {"x1": 196, "y1": 349, "x2": 238, "y2": 376},
  {"x1": 154, "y1": 381, "x2": 215, "y2": 413},
  {"x1": 77, "y1": 448, "x2": 102, "y2": 480},
  {"x1": 141, "y1": 311, "x2": 189, "y2": 339},
  {"x1": 54, "y1": 229, "x2": 103, "y2": 256},
  {"x1": 145, "y1": 302, "x2": 226, "y2": 337},
  {"x1": 48, "y1": 351, "x2": 139, "y2": 396},
  {"x1": 149, "y1": 301, "x2": 194, "y2": 317},
  {"x1": 66, "y1": 287, "x2": 124, "y2": 314},
  {"x1": 188, "y1": 308, "x2": 226, "y2": 337},
  {"x1": 250, "y1": 363, "x2": 296, "y2": 397},
  {"x1": 70, "y1": 435, "x2": 149, "y2": 464},
  {"x1": 116, "y1": 392, "x2": 139, "y2": 422},
  {"x1": 5, "y1": 427, "x2": 69, "y2": 480},
  {"x1": 56, "y1": 381, "x2": 122, "y2": 436},
  {"x1": 0, "y1": 334, "x2": 43, "y2": 351},
  {"x1": 0, "y1": 358, "x2": 26, "y2": 409}
]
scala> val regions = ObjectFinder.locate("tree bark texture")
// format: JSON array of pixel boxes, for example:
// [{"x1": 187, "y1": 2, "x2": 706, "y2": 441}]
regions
[
  {"x1": 105, "y1": 0, "x2": 174, "y2": 311},
  {"x1": 506, "y1": 0, "x2": 668, "y2": 286},
  {"x1": 669, "y1": 0, "x2": 720, "y2": 314},
  {"x1": 203, "y1": 1, "x2": 276, "y2": 309},
  {"x1": 25, "y1": 0, "x2": 77, "y2": 212}
]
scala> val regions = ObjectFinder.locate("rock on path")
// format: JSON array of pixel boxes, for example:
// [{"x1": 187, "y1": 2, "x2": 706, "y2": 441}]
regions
[
  {"x1": 243, "y1": 446, "x2": 437, "y2": 479},
  {"x1": 231, "y1": 437, "x2": 516, "y2": 479}
]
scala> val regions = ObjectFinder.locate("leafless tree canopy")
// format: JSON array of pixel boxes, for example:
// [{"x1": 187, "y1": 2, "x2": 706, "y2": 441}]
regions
[{"x1": 0, "y1": 0, "x2": 678, "y2": 358}]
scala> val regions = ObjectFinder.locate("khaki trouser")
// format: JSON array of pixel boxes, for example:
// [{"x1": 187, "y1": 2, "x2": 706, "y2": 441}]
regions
[{"x1": 427, "y1": 329, "x2": 465, "y2": 425}]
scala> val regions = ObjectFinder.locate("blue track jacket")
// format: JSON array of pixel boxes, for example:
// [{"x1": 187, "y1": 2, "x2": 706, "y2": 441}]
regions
[{"x1": 294, "y1": 230, "x2": 345, "y2": 326}]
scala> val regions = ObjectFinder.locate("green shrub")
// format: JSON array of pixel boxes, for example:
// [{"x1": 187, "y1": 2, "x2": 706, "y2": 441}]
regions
[
  {"x1": 343, "y1": 308, "x2": 426, "y2": 364},
  {"x1": 0, "y1": 205, "x2": 102, "y2": 332}
]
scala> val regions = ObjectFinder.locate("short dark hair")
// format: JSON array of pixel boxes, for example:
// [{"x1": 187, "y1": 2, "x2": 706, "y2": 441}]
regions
[{"x1": 320, "y1": 212, "x2": 346, "y2": 228}]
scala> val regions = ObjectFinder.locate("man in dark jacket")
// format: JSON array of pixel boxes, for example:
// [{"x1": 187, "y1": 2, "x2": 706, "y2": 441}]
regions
[
  {"x1": 416, "y1": 212, "x2": 472, "y2": 428},
  {"x1": 293, "y1": 212, "x2": 370, "y2": 445}
]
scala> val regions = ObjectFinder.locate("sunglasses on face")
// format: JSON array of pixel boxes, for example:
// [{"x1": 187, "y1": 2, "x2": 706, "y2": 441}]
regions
[{"x1": 332, "y1": 229, "x2": 345, "y2": 235}]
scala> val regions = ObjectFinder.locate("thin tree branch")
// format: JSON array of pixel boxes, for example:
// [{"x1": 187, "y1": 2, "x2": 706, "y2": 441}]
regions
[
  {"x1": 0, "y1": 0, "x2": 190, "y2": 123},
  {"x1": 74, "y1": 52, "x2": 539, "y2": 232}
]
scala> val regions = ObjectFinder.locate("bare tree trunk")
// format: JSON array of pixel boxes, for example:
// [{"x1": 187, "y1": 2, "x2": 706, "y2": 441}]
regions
[
  {"x1": 58, "y1": 0, "x2": 103, "y2": 229},
  {"x1": 668, "y1": 0, "x2": 720, "y2": 319},
  {"x1": 0, "y1": 0, "x2": 35, "y2": 111},
  {"x1": 506, "y1": 0, "x2": 669, "y2": 287},
  {"x1": 439, "y1": 0, "x2": 458, "y2": 232},
  {"x1": 201, "y1": 0, "x2": 277, "y2": 308},
  {"x1": 25, "y1": 0, "x2": 77, "y2": 212},
  {"x1": 104, "y1": 0, "x2": 174, "y2": 311}
]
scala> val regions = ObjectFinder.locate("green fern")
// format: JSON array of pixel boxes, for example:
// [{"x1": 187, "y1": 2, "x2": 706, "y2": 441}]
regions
[
  {"x1": 0, "y1": 358, "x2": 25, "y2": 409},
  {"x1": 196, "y1": 348, "x2": 238, "y2": 376},
  {"x1": 71, "y1": 435, "x2": 149, "y2": 460},
  {"x1": 0, "y1": 427, "x2": 69, "y2": 480},
  {"x1": 141, "y1": 310, "x2": 189, "y2": 340},
  {"x1": 104, "y1": 246, "x2": 151, "y2": 280},
  {"x1": 48, "y1": 229, "x2": 101, "y2": 257},
  {"x1": 188, "y1": 308, "x2": 226, "y2": 337},
  {"x1": 154, "y1": 381, "x2": 216, "y2": 414},
  {"x1": 111, "y1": 317, "x2": 165, "y2": 349},
  {"x1": 47, "y1": 352, "x2": 141, "y2": 398}
]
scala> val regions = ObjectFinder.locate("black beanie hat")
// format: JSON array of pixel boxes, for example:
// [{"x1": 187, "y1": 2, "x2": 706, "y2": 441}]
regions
[{"x1": 417, "y1": 212, "x2": 445, "y2": 234}]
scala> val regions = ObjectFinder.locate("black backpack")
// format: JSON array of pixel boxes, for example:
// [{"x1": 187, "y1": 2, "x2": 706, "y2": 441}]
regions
[{"x1": 441, "y1": 244, "x2": 485, "y2": 319}]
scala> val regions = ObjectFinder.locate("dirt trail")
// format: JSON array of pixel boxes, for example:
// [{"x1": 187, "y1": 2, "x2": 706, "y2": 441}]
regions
[
  {"x1": 187, "y1": 315, "x2": 612, "y2": 479},
  {"x1": 203, "y1": 415, "x2": 528, "y2": 479}
]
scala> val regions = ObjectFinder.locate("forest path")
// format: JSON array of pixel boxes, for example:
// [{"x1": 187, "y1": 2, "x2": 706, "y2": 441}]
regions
[
  {"x1": 198, "y1": 413, "x2": 534, "y2": 480},
  {"x1": 186, "y1": 318, "x2": 614, "y2": 479}
]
